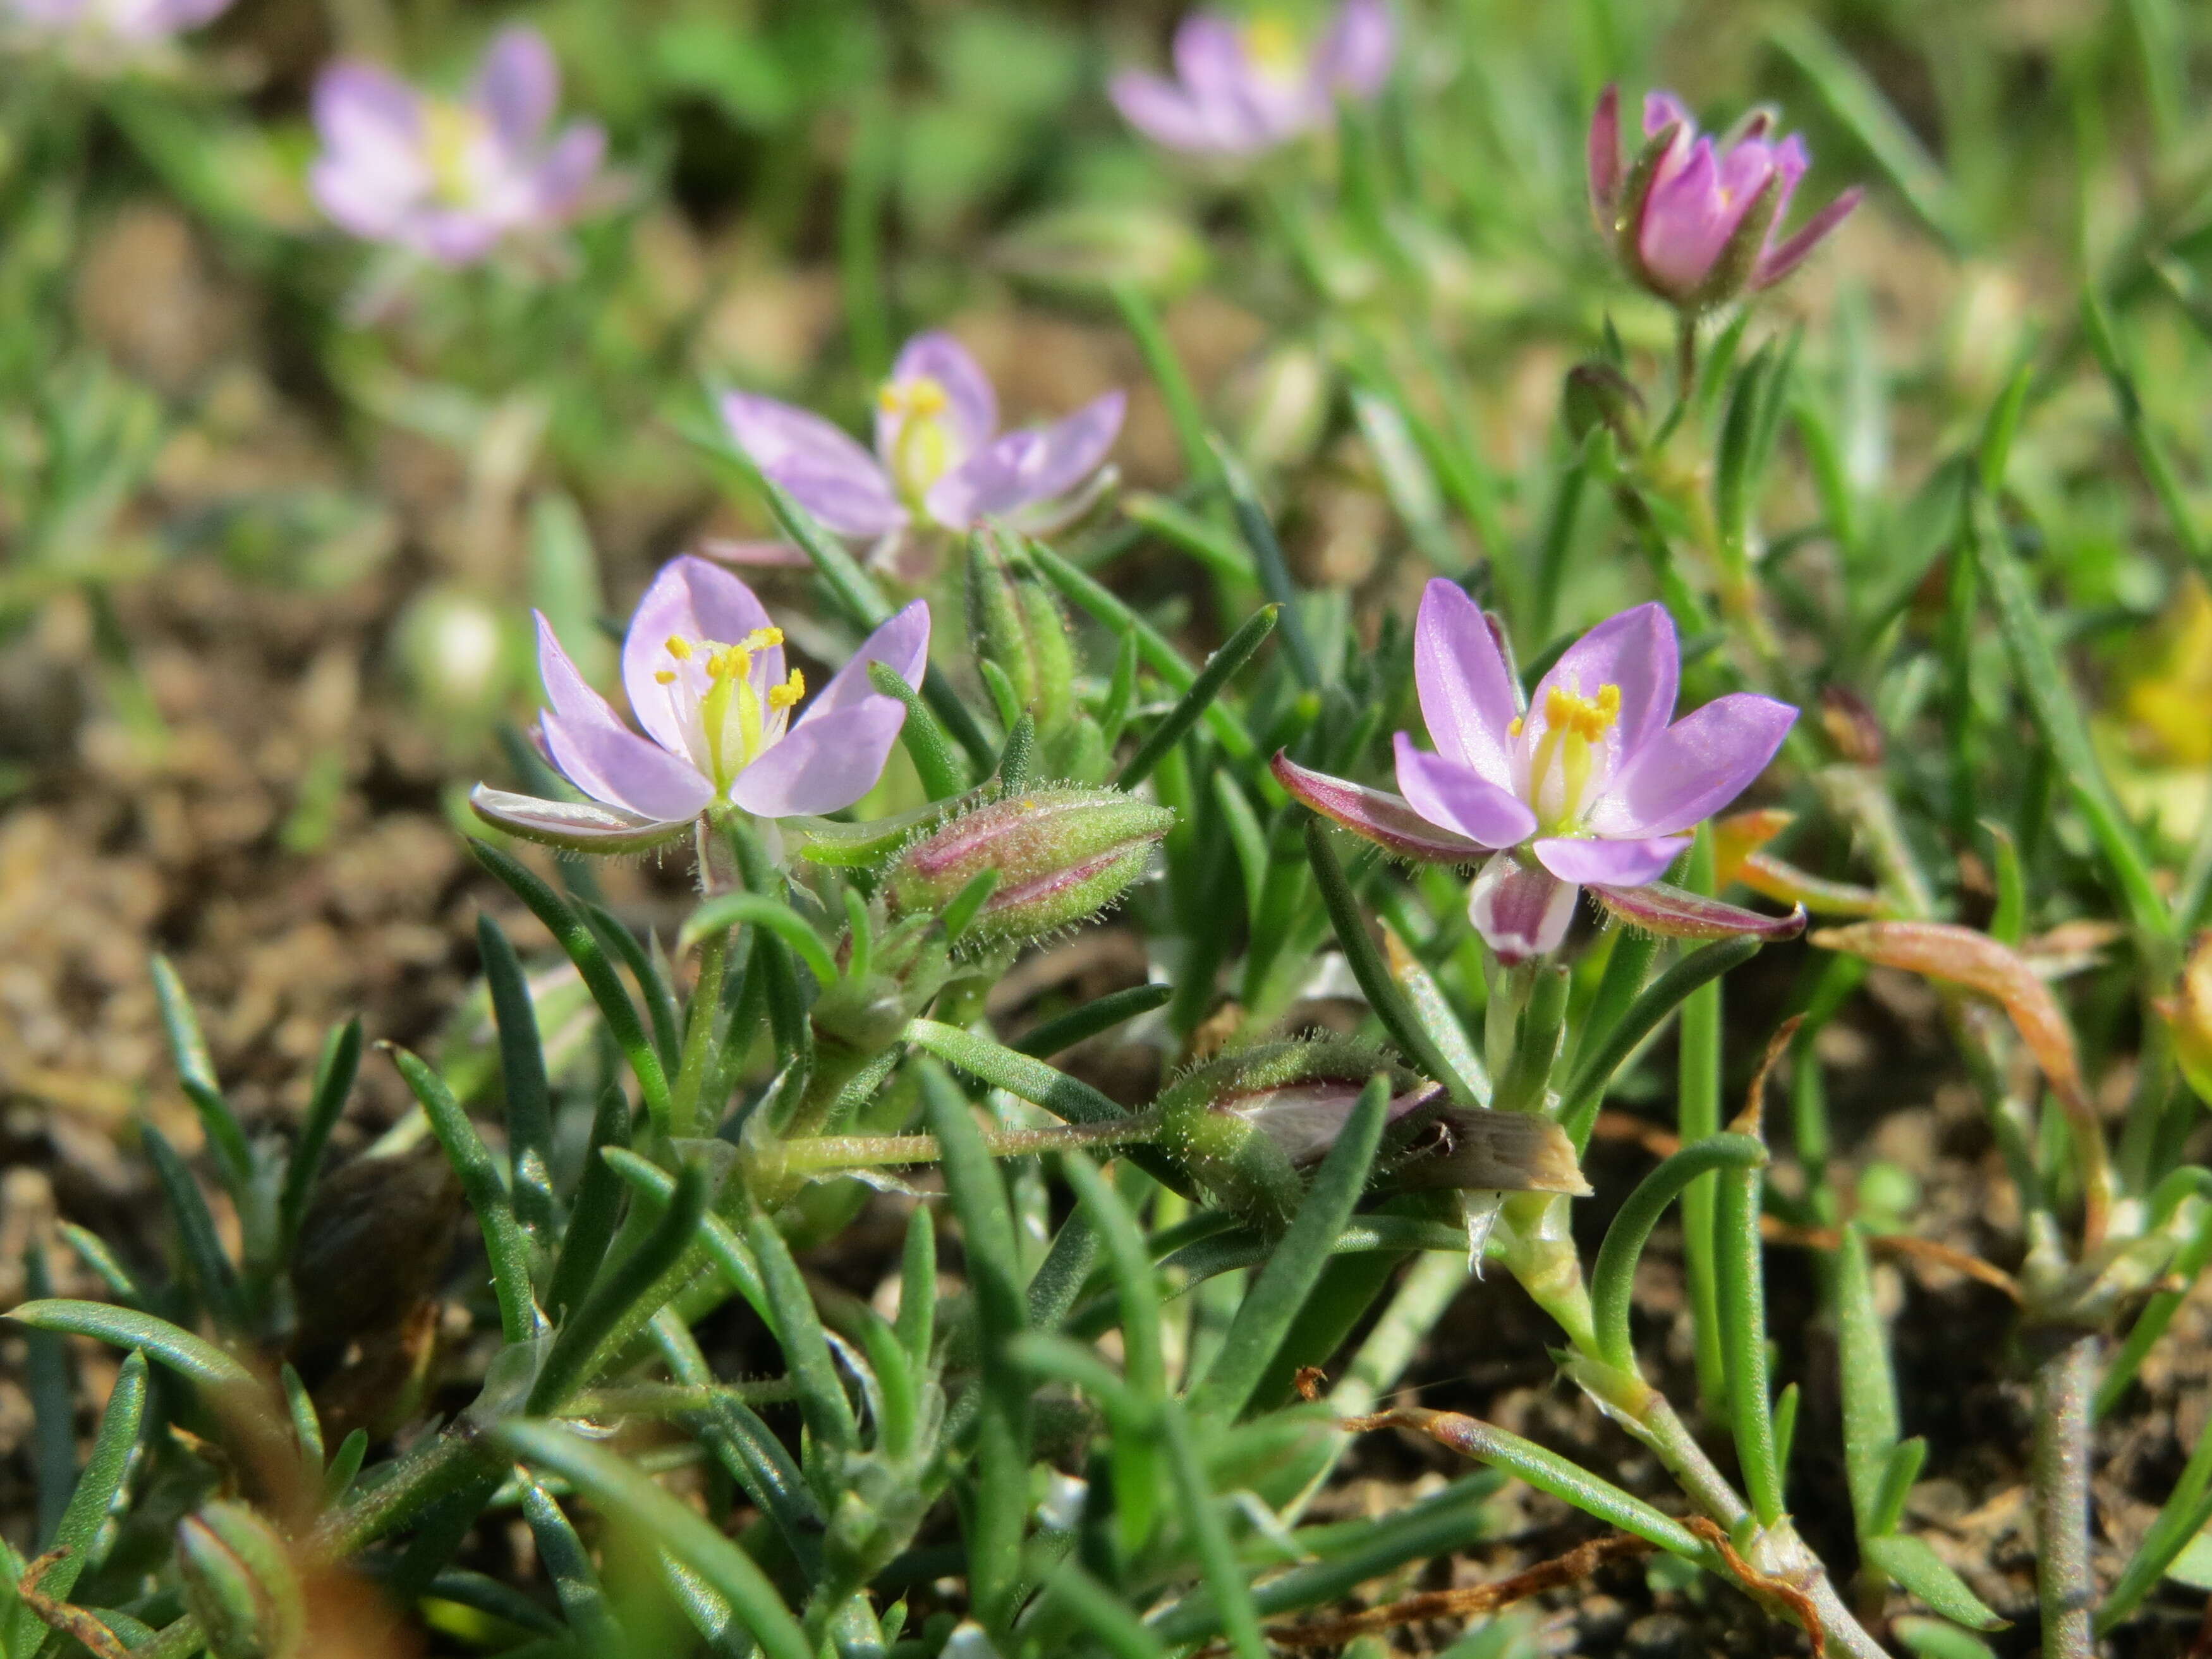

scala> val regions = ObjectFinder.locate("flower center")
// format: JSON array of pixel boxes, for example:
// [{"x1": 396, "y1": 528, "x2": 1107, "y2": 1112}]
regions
[
  {"x1": 422, "y1": 100, "x2": 493, "y2": 207},
  {"x1": 652, "y1": 628, "x2": 803, "y2": 793},
  {"x1": 1511, "y1": 678, "x2": 1622, "y2": 835},
  {"x1": 1241, "y1": 15, "x2": 1304, "y2": 78},
  {"x1": 878, "y1": 375, "x2": 957, "y2": 507}
]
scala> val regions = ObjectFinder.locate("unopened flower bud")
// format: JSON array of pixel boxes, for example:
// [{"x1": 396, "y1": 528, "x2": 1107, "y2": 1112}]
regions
[
  {"x1": 177, "y1": 1504, "x2": 307, "y2": 1659},
  {"x1": 966, "y1": 529, "x2": 1078, "y2": 736},
  {"x1": 1563, "y1": 363, "x2": 1645, "y2": 454},
  {"x1": 2161, "y1": 932, "x2": 2212, "y2": 1109},
  {"x1": 887, "y1": 787, "x2": 1172, "y2": 951}
]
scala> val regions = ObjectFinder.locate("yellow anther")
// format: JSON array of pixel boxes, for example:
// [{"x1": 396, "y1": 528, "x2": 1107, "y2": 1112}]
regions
[
  {"x1": 1508, "y1": 715, "x2": 1524, "y2": 738},
  {"x1": 878, "y1": 375, "x2": 951, "y2": 418},
  {"x1": 1243, "y1": 14, "x2": 1301, "y2": 69},
  {"x1": 665, "y1": 636, "x2": 694, "y2": 662},
  {"x1": 1541, "y1": 680, "x2": 1622, "y2": 744},
  {"x1": 741, "y1": 626, "x2": 785, "y2": 652},
  {"x1": 767, "y1": 668, "x2": 805, "y2": 712},
  {"x1": 654, "y1": 670, "x2": 677, "y2": 685}
]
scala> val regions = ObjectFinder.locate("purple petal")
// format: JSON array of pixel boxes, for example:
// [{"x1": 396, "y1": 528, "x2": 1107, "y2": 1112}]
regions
[
  {"x1": 1588, "y1": 83, "x2": 1622, "y2": 226},
  {"x1": 1643, "y1": 90, "x2": 1696, "y2": 141},
  {"x1": 720, "y1": 392, "x2": 907, "y2": 538},
  {"x1": 1532, "y1": 834, "x2": 1688, "y2": 887},
  {"x1": 1761, "y1": 131, "x2": 1810, "y2": 236},
  {"x1": 525, "y1": 122, "x2": 605, "y2": 220},
  {"x1": 924, "y1": 391, "x2": 1125, "y2": 530},
  {"x1": 1753, "y1": 186, "x2": 1862, "y2": 291},
  {"x1": 621, "y1": 556, "x2": 777, "y2": 758},
  {"x1": 412, "y1": 209, "x2": 507, "y2": 267},
  {"x1": 1272, "y1": 751, "x2": 1489, "y2": 864},
  {"x1": 1589, "y1": 880, "x2": 1807, "y2": 942},
  {"x1": 878, "y1": 332, "x2": 998, "y2": 460},
  {"x1": 310, "y1": 65, "x2": 427, "y2": 234},
  {"x1": 730, "y1": 698, "x2": 906, "y2": 818},
  {"x1": 475, "y1": 25, "x2": 559, "y2": 147},
  {"x1": 469, "y1": 785, "x2": 693, "y2": 854},
  {"x1": 535, "y1": 616, "x2": 715, "y2": 822},
  {"x1": 1414, "y1": 578, "x2": 1521, "y2": 791},
  {"x1": 806, "y1": 599, "x2": 932, "y2": 725},
  {"x1": 1637, "y1": 136, "x2": 1739, "y2": 296},
  {"x1": 1310, "y1": 0, "x2": 1393, "y2": 97},
  {"x1": 1468, "y1": 853, "x2": 1579, "y2": 965},
  {"x1": 1174, "y1": 12, "x2": 1251, "y2": 100},
  {"x1": 1519, "y1": 602, "x2": 1679, "y2": 798},
  {"x1": 1586, "y1": 692, "x2": 1797, "y2": 839},
  {"x1": 1393, "y1": 734, "x2": 1537, "y2": 849},
  {"x1": 1110, "y1": 70, "x2": 1255, "y2": 154}
]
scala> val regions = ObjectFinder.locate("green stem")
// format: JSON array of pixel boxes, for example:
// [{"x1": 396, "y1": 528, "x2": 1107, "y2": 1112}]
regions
[
  {"x1": 1678, "y1": 830, "x2": 1729, "y2": 1418},
  {"x1": 668, "y1": 930, "x2": 729, "y2": 1139},
  {"x1": 2031, "y1": 1330, "x2": 2097, "y2": 1658}
]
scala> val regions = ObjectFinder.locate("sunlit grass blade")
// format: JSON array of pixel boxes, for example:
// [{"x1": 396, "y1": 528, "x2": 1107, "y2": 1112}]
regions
[
  {"x1": 151, "y1": 954, "x2": 253, "y2": 1196},
  {"x1": 141, "y1": 1122, "x2": 246, "y2": 1334},
  {"x1": 4, "y1": 1299, "x2": 254, "y2": 1392}
]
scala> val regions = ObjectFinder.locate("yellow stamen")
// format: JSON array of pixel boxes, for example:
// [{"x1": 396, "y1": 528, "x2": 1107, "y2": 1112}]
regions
[
  {"x1": 878, "y1": 375, "x2": 951, "y2": 418},
  {"x1": 1528, "y1": 678, "x2": 1624, "y2": 833},
  {"x1": 654, "y1": 669, "x2": 677, "y2": 685},
  {"x1": 1507, "y1": 715, "x2": 1524, "y2": 738},
  {"x1": 1243, "y1": 15, "x2": 1301, "y2": 70},
  {"x1": 768, "y1": 668, "x2": 805, "y2": 712},
  {"x1": 665, "y1": 636, "x2": 693, "y2": 661},
  {"x1": 741, "y1": 626, "x2": 785, "y2": 652}
]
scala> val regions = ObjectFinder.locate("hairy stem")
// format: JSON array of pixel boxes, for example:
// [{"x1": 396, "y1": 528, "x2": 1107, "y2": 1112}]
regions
[{"x1": 2032, "y1": 1330, "x2": 2098, "y2": 1659}]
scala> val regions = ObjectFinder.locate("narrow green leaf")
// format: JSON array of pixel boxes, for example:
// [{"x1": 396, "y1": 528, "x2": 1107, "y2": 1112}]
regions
[
  {"x1": 497, "y1": 1421, "x2": 813, "y2": 1659},
  {"x1": 520, "y1": 1479, "x2": 623, "y2": 1651},
  {"x1": 2081, "y1": 289, "x2": 2209, "y2": 576},
  {"x1": 4, "y1": 1349, "x2": 145, "y2": 1655},
  {"x1": 1767, "y1": 16, "x2": 1967, "y2": 248},
  {"x1": 604, "y1": 1150, "x2": 768, "y2": 1320},
  {"x1": 325, "y1": 1428, "x2": 368, "y2": 1505},
  {"x1": 1970, "y1": 497, "x2": 2172, "y2": 943},
  {"x1": 1159, "y1": 1398, "x2": 1268, "y2": 1659},
  {"x1": 1109, "y1": 279, "x2": 1217, "y2": 489},
  {"x1": 581, "y1": 899, "x2": 683, "y2": 1074},
  {"x1": 1117, "y1": 604, "x2": 1278, "y2": 788},
  {"x1": 941, "y1": 868, "x2": 1001, "y2": 945},
  {"x1": 1836, "y1": 1222, "x2": 1902, "y2": 1528},
  {"x1": 4, "y1": 1299, "x2": 253, "y2": 1391},
  {"x1": 1188, "y1": 1074, "x2": 1390, "y2": 1425},
  {"x1": 1871, "y1": 1436, "x2": 1928, "y2": 1538},
  {"x1": 151, "y1": 955, "x2": 253, "y2": 1196},
  {"x1": 868, "y1": 660, "x2": 969, "y2": 799},
  {"x1": 1558, "y1": 938, "x2": 1762, "y2": 1150},
  {"x1": 466, "y1": 839, "x2": 675, "y2": 1129},
  {"x1": 281, "y1": 1362, "x2": 324, "y2": 1475},
  {"x1": 1588, "y1": 1134, "x2": 1768, "y2": 1373},
  {"x1": 925, "y1": 1067, "x2": 1030, "y2": 1634},
  {"x1": 387, "y1": 1045, "x2": 540, "y2": 1345},
  {"x1": 1862, "y1": 1534, "x2": 2009, "y2": 1631},
  {"x1": 679, "y1": 893, "x2": 837, "y2": 988},
  {"x1": 653, "y1": 1311, "x2": 825, "y2": 1572},
  {"x1": 1122, "y1": 491, "x2": 1255, "y2": 583},
  {"x1": 547, "y1": 1086, "x2": 632, "y2": 1323},
  {"x1": 1030, "y1": 541, "x2": 1258, "y2": 758},
  {"x1": 529, "y1": 1161, "x2": 709, "y2": 1414},
  {"x1": 1212, "y1": 447, "x2": 1318, "y2": 688},
  {"x1": 745, "y1": 1211, "x2": 858, "y2": 1457},
  {"x1": 1715, "y1": 1149, "x2": 1782, "y2": 1524},
  {"x1": 141, "y1": 1123, "x2": 245, "y2": 1332},
  {"x1": 478, "y1": 917, "x2": 556, "y2": 1239},
  {"x1": 1009, "y1": 983, "x2": 1172, "y2": 1058},
  {"x1": 1303, "y1": 819, "x2": 1481, "y2": 1106},
  {"x1": 281, "y1": 1017, "x2": 360, "y2": 1250},
  {"x1": 897, "y1": 1207, "x2": 936, "y2": 1367}
]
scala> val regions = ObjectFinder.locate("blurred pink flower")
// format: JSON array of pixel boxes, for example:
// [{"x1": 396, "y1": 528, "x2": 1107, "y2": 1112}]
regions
[{"x1": 1110, "y1": 0, "x2": 1393, "y2": 155}]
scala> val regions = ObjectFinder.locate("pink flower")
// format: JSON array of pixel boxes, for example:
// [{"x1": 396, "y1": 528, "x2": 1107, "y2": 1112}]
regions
[
  {"x1": 1276, "y1": 581, "x2": 1802, "y2": 962},
  {"x1": 470, "y1": 555, "x2": 929, "y2": 851},
  {"x1": 722, "y1": 331, "x2": 1124, "y2": 549},
  {"x1": 1588, "y1": 85, "x2": 1860, "y2": 309},
  {"x1": 5, "y1": 0, "x2": 228, "y2": 46},
  {"x1": 1109, "y1": 0, "x2": 1393, "y2": 156},
  {"x1": 310, "y1": 27, "x2": 605, "y2": 267}
]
